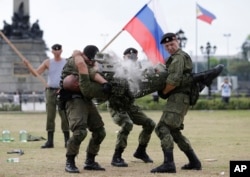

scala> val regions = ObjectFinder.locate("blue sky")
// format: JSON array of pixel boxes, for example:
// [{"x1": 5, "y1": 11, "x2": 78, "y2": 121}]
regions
[{"x1": 1, "y1": 0, "x2": 250, "y2": 60}]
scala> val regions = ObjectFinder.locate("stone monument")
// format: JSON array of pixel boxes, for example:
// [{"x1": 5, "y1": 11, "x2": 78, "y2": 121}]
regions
[{"x1": 0, "y1": 0, "x2": 48, "y2": 94}]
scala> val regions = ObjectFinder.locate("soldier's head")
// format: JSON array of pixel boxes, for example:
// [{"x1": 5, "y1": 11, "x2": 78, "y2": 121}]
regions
[
  {"x1": 160, "y1": 33, "x2": 179, "y2": 55},
  {"x1": 51, "y1": 44, "x2": 62, "y2": 56},
  {"x1": 83, "y1": 45, "x2": 99, "y2": 67},
  {"x1": 123, "y1": 47, "x2": 138, "y2": 61}
]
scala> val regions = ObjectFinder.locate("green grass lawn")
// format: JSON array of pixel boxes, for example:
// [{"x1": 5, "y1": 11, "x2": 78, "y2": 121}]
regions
[{"x1": 0, "y1": 110, "x2": 250, "y2": 177}]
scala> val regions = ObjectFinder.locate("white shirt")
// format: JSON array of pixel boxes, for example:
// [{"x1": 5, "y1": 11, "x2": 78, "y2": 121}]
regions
[
  {"x1": 221, "y1": 82, "x2": 232, "y2": 97},
  {"x1": 47, "y1": 58, "x2": 66, "y2": 88},
  {"x1": 13, "y1": 94, "x2": 20, "y2": 105}
]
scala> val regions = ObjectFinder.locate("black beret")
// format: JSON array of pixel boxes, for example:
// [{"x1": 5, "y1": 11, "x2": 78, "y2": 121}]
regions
[
  {"x1": 51, "y1": 44, "x2": 62, "y2": 50},
  {"x1": 83, "y1": 45, "x2": 99, "y2": 60},
  {"x1": 160, "y1": 33, "x2": 177, "y2": 44},
  {"x1": 123, "y1": 47, "x2": 138, "y2": 55}
]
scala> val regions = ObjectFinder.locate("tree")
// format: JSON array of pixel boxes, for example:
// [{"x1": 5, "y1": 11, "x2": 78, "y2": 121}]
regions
[
  {"x1": 229, "y1": 60, "x2": 250, "y2": 81},
  {"x1": 241, "y1": 35, "x2": 250, "y2": 61}
]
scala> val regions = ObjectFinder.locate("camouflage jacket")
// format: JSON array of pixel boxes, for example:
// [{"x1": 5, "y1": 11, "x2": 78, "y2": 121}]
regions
[
  {"x1": 165, "y1": 49, "x2": 193, "y2": 94},
  {"x1": 60, "y1": 57, "x2": 108, "y2": 100}
]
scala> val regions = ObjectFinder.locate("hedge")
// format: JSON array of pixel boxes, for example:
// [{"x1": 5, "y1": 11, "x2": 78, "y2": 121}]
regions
[{"x1": 1, "y1": 95, "x2": 250, "y2": 111}]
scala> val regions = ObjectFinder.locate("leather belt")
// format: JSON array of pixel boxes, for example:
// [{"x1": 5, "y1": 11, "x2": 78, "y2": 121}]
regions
[
  {"x1": 72, "y1": 94, "x2": 83, "y2": 99},
  {"x1": 46, "y1": 87, "x2": 59, "y2": 90}
]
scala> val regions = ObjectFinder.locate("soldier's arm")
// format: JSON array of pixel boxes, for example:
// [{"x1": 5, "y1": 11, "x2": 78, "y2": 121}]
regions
[
  {"x1": 89, "y1": 68, "x2": 111, "y2": 94},
  {"x1": 162, "y1": 84, "x2": 176, "y2": 95},
  {"x1": 73, "y1": 52, "x2": 111, "y2": 99},
  {"x1": 94, "y1": 73, "x2": 108, "y2": 84},
  {"x1": 36, "y1": 59, "x2": 49, "y2": 75},
  {"x1": 162, "y1": 57, "x2": 183, "y2": 94},
  {"x1": 73, "y1": 51, "x2": 88, "y2": 74},
  {"x1": 73, "y1": 50, "x2": 108, "y2": 84},
  {"x1": 23, "y1": 58, "x2": 49, "y2": 76}
]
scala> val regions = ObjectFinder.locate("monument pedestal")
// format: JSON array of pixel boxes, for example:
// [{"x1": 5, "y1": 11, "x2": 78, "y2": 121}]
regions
[
  {"x1": 0, "y1": 38, "x2": 48, "y2": 93},
  {"x1": 0, "y1": 0, "x2": 48, "y2": 94}
]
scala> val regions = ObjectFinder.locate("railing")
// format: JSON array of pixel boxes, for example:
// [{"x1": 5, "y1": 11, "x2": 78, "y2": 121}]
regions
[{"x1": 0, "y1": 92, "x2": 46, "y2": 111}]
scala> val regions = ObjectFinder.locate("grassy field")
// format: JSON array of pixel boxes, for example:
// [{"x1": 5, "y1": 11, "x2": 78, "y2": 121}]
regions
[{"x1": 0, "y1": 110, "x2": 250, "y2": 177}]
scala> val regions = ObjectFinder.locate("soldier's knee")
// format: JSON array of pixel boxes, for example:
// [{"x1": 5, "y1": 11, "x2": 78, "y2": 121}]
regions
[
  {"x1": 155, "y1": 124, "x2": 170, "y2": 139},
  {"x1": 143, "y1": 119, "x2": 156, "y2": 133},
  {"x1": 121, "y1": 121, "x2": 133, "y2": 135},
  {"x1": 93, "y1": 126, "x2": 106, "y2": 145},
  {"x1": 73, "y1": 129, "x2": 87, "y2": 144}
]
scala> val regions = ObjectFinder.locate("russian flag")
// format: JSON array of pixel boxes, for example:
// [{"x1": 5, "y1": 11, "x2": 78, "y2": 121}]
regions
[
  {"x1": 122, "y1": 0, "x2": 168, "y2": 64},
  {"x1": 196, "y1": 3, "x2": 216, "y2": 25}
]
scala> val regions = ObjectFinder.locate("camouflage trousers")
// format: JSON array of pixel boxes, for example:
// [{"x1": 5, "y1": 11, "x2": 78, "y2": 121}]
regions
[
  {"x1": 45, "y1": 88, "x2": 69, "y2": 132},
  {"x1": 155, "y1": 93, "x2": 193, "y2": 152},
  {"x1": 65, "y1": 97, "x2": 106, "y2": 156},
  {"x1": 109, "y1": 104, "x2": 155, "y2": 149}
]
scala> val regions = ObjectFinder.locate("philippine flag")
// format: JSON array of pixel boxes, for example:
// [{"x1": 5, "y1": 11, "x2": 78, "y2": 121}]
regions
[
  {"x1": 196, "y1": 3, "x2": 216, "y2": 25},
  {"x1": 122, "y1": 0, "x2": 168, "y2": 64}
]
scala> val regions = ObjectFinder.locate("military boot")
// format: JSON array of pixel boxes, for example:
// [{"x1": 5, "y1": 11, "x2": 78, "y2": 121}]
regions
[
  {"x1": 41, "y1": 131, "x2": 54, "y2": 148},
  {"x1": 193, "y1": 64, "x2": 224, "y2": 87},
  {"x1": 63, "y1": 131, "x2": 70, "y2": 148},
  {"x1": 151, "y1": 150, "x2": 176, "y2": 173},
  {"x1": 65, "y1": 155, "x2": 79, "y2": 173},
  {"x1": 111, "y1": 148, "x2": 128, "y2": 167},
  {"x1": 84, "y1": 153, "x2": 105, "y2": 171},
  {"x1": 133, "y1": 144, "x2": 153, "y2": 163},
  {"x1": 181, "y1": 150, "x2": 202, "y2": 170}
]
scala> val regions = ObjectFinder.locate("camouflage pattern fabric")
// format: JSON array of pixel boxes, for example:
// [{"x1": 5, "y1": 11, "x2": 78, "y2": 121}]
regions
[
  {"x1": 45, "y1": 88, "x2": 69, "y2": 132},
  {"x1": 155, "y1": 49, "x2": 194, "y2": 152},
  {"x1": 61, "y1": 57, "x2": 106, "y2": 156}
]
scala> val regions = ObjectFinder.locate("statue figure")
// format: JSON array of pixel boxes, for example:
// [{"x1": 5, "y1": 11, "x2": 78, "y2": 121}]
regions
[
  {"x1": 30, "y1": 20, "x2": 43, "y2": 38},
  {"x1": 11, "y1": 2, "x2": 30, "y2": 38},
  {"x1": 1, "y1": 20, "x2": 12, "y2": 37},
  {"x1": 0, "y1": 1, "x2": 43, "y2": 39}
]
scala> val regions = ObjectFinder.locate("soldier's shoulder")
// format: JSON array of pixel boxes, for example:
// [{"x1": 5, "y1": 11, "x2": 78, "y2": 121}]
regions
[
  {"x1": 64, "y1": 57, "x2": 74, "y2": 65},
  {"x1": 174, "y1": 50, "x2": 191, "y2": 61},
  {"x1": 175, "y1": 49, "x2": 188, "y2": 56}
]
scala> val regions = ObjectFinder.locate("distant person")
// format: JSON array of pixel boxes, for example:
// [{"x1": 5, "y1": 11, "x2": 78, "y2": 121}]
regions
[
  {"x1": 109, "y1": 47, "x2": 155, "y2": 167},
  {"x1": 152, "y1": 92, "x2": 159, "y2": 103},
  {"x1": 220, "y1": 77, "x2": 232, "y2": 103},
  {"x1": 13, "y1": 92, "x2": 20, "y2": 105},
  {"x1": 23, "y1": 44, "x2": 69, "y2": 148}
]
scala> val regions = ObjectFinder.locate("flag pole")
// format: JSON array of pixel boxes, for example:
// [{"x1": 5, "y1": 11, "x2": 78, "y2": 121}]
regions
[
  {"x1": 100, "y1": 1, "x2": 150, "y2": 53},
  {"x1": 195, "y1": 4, "x2": 198, "y2": 73},
  {"x1": 0, "y1": 31, "x2": 48, "y2": 87},
  {"x1": 100, "y1": 1, "x2": 149, "y2": 53},
  {"x1": 100, "y1": 30, "x2": 123, "y2": 52}
]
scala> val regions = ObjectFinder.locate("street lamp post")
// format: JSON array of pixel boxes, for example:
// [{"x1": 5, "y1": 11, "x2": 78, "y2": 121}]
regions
[
  {"x1": 176, "y1": 29, "x2": 187, "y2": 49},
  {"x1": 224, "y1": 33, "x2": 231, "y2": 75},
  {"x1": 200, "y1": 42, "x2": 217, "y2": 98}
]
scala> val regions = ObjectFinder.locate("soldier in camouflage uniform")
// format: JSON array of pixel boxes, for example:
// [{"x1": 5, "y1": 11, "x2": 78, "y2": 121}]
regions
[
  {"x1": 109, "y1": 48, "x2": 156, "y2": 167},
  {"x1": 60, "y1": 45, "x2": 111, "y2": 173},
  {"x1": 151, "y1": 33, "x2": 202, "y2": 173}
]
